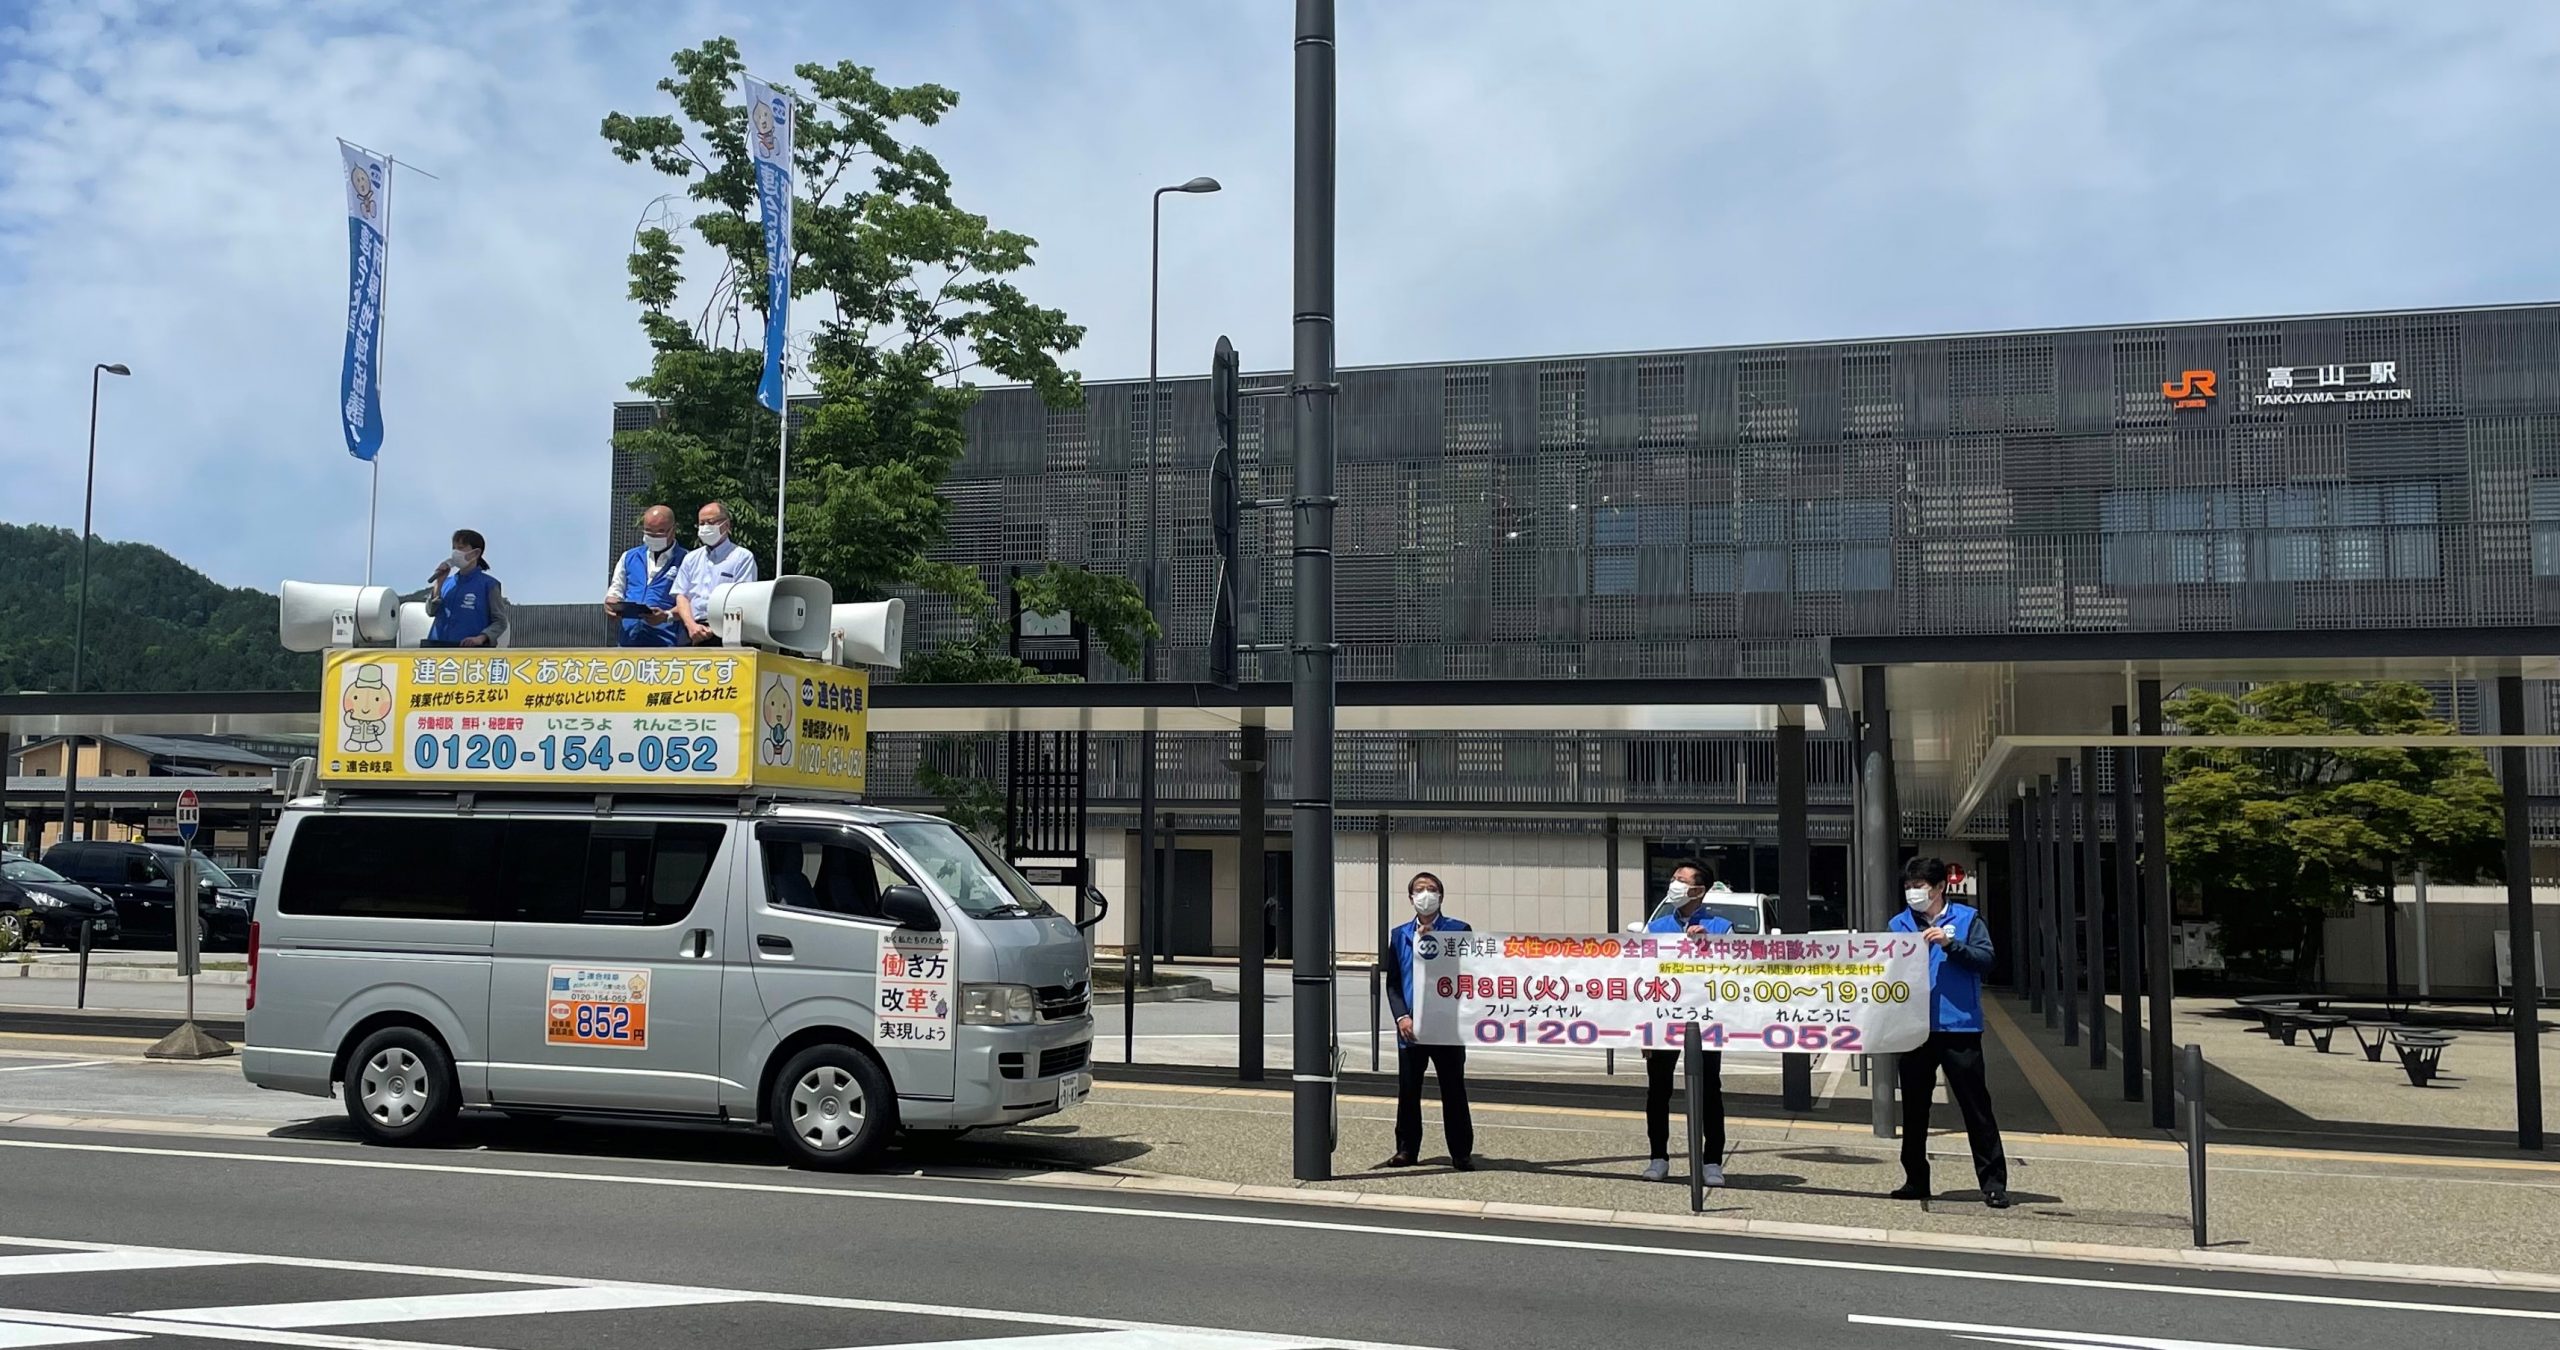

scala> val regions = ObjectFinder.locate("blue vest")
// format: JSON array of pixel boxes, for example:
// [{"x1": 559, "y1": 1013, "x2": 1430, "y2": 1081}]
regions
[
  {"x1": 1890, "y1": 901, "x2": 1986, "y2": 1034},
  {"x1": 428, "y1": 568, "x2": 498, "y2": 643},
  {"x1": 616, "y1": 544, "x2": 686, "y2": 644}
]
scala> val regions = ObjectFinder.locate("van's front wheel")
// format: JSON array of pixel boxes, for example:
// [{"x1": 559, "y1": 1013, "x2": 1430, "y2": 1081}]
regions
[
  {"x1": 771, "y1": 1044, "x2": 896, "y2": 1170},
  {"x1": 343, "y1": 1026, "x2": 458, "y2": 1147}
]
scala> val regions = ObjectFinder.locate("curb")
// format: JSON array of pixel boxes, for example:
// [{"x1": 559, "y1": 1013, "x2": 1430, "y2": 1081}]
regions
[
  {"x1": 1089, "y1": 976, "x2": 1215, "y2": 1004},
  {"x1": 7, "y1": 965, "x2": 248, "y2": 986},
  {"x1": 919, "y1": 1162, "x2": 2560, "y2": 1293},
  {"x1": 0, "y1": 1008, "x2": 246, "y2": 1041}
]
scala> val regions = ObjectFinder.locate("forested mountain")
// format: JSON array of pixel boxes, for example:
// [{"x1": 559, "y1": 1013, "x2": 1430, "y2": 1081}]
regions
[{"x1": 0, "y1": 523, "x2": 317, "y2": 692}]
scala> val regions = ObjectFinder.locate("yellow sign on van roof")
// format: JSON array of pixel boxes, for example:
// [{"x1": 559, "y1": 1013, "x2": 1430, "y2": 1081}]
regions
[{"x1": 320, "y1": 649, "x2": 867, "y2": 796}]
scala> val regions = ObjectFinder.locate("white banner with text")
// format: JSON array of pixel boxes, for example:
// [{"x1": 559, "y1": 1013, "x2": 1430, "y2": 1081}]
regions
[{"x1": 1411, "y1": 930, "x2": 1932, "y2": 1054}]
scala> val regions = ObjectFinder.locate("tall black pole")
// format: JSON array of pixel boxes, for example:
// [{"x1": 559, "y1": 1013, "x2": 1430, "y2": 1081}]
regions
[
  {"x1": 2081, "y1": 742, "x2": 2106, "y2": 1068},
  {"x1": 1239, "y1": 720, "x2": 1267, "y2": 1081},
  {"x1": 1136, "y1": 188, "x2": 1167, "y2": 987},
  {"x1": 2496, "y1": 676, "x2": 2545, "y2": 1151},
  {"x1": 2037, "y1": 778, "x2": 2058, "y2": 1029},
  {"x1": 2057, "y1": 763, "x2": 2080, "y2": 1046},
  {"x1": 1859, "y1": 666, "x2": 1897, "y2": 1137},
  {"x1": 1604, "y1": 815, "x2": 1620, "y2": 1077},
  {"x1": 1288, "y1": 0, "x2": 1339, "y2": 1183},
  {"x1": 2140, "y1": 678, "x2": 2175, "y2": 1130},
  {"x1": 2113, "y1": 704, "x2": 2144, "y2": 1100},
  {"x1": 61, "y1": 364, "x2": 118, "y2": 851},
  {"x1": 1777, "y1": 720, "x2": 1813, "y2": 1111},
  {"x1": 2006, "y1": 800, "x2": 2026, "y2": 989}
]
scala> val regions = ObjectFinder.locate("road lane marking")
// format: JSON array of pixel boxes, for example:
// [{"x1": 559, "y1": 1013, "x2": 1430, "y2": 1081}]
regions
[
  {"x1": 155, "y1": 1285, "x2": 756, "y2": 1328},
  {"x1": 0, "y1": 1322, "x2": 137, "y2": 1347},
  {"x1": 0, "y1": 1237, "x2": 1434, "y2": 1350},
  {"x1": 0, "y1": 1310, "x2": 491, "y2": 1350},
  {"x1": 0, "y1": 1251, "x2": 251, "y2": 1277},
  {"x1": 846, "y1": 1334, "x2": 1308, "y2": 1350},
  {"x1": 1852, "y1": 1313, "x2": 2300, "y2": 1348},
  {"x1": 0, "y1": 1063, "x2": 110, "y2": 1076},
  {"x1": 0, "y1": 1146, "x2": 2555, "y2": 1324}
]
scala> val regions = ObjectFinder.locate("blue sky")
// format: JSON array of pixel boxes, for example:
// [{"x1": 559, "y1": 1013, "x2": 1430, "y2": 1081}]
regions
[{"x1": 2, "y1": 0, "x2": 2557, "y2": 603}]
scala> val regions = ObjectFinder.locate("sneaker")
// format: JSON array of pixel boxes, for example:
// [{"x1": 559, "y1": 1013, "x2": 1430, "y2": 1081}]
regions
[
  {"x1": 1701, "y1": 1163, "x2": 1726, "y2": 1188},
  {"x1": 1641, "y1": 1158, "x2": 1670, "y2": 1182}
]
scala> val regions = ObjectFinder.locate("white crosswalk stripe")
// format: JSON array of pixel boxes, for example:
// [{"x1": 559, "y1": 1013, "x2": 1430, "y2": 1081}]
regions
[
  {"x1": 152, "y1": 1285, "x2": 758, "y2": 1329},
  {"x1": 0, "y1": 1322, "x2": 138, "y2": 1349},
  {"x1": 0, "y1": 1234, "x2": 1427, "y2": 1350},
  {"x1": 0, "y1": 1254, "x2": 249, "y2": 1278}
]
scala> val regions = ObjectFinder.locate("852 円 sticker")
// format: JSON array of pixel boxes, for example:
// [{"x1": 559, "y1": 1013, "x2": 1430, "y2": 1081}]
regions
[{"x1": 547, "y1": 965, "x2": 651, "y2": 1049}]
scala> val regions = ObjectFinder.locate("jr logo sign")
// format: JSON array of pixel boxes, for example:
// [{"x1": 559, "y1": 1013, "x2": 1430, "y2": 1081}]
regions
[{"x1": 2163, "y1": 369, "x2": 2217, "y2": 411}]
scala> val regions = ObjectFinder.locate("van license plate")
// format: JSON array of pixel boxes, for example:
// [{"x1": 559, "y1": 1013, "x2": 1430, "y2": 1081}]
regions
[{"x1": 1057, "y1": 1073, "x2": 1091, "y2": 1109}]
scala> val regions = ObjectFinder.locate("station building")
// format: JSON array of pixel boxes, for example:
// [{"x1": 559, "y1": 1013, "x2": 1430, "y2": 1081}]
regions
[{"x1": 607, "y1": 301, "x2": 2560, "y2": 970}]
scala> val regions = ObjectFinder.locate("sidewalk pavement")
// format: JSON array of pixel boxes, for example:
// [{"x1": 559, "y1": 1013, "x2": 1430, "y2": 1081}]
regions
[{"x1": 967, "y1": 1075, "x2": 2560, "y2": 1279}]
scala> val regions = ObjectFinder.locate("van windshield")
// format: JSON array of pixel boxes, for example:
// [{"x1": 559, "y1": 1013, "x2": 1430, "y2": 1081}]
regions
[{"x1": 882, "y1": 822, "x2": 1053, "y2": 919}]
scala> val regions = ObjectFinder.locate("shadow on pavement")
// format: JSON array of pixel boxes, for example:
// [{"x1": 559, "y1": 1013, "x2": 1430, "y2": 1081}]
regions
[{"x1": 263, "y1": 1110, "x2": 1156, "y2": 1177}]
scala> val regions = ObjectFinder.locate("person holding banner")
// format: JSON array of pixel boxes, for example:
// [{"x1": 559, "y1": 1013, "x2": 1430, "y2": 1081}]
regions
[
  {"x1": 1642, "y1": 861, "x2": 1731, "y2": 1185},
  {"x1": 1381, "y1": 871, "x2": 1476, "y2": 1171},
  {"x1": 1888, "y1": 856, "x2": 2012, "y2": 1208}
]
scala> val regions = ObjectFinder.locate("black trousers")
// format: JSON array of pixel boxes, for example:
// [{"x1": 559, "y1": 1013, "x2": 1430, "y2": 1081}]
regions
[
  {"x1": 1644, "y1": 1048, "x2": 1725, "y2": 1160},
  {"x1": 1898, "y1": 1030, "x2": 2010, "y2": 1194},
  {"x1": 1394, "y1": 1043, "x2": 1474, "y2": 1160}
]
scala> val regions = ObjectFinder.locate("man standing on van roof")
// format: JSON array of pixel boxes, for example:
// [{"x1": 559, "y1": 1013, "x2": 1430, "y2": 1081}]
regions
[
  {"x1": 410, "y1": 528, "x2": 507, "y2": 648},
  {"x1": 673, "y1": 501, "x2": 759, "y2": 646},
  {"x1": 604, "y1": 505, "x2": 686, "y2": 647}
]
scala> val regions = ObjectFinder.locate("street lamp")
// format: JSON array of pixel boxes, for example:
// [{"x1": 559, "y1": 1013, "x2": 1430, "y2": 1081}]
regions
[
  {"x1": 61, "y1": 361, "x2": 130, "y2": 847},
  {"x1": 1137, "y1": 176, "x2": 1221, "y2": 985}
]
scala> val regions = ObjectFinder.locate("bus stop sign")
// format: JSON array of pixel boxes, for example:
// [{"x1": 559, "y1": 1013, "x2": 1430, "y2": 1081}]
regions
[{"x1": 174, "y1": 789, "x2": 200, "y2": 845}]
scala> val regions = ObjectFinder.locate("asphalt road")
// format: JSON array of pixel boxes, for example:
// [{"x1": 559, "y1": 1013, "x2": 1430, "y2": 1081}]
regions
[{"x1": 1, "y1": 1115, "x2": 2555, "y2": 1350}]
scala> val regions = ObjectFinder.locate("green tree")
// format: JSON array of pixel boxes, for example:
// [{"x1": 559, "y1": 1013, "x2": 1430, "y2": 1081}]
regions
[
  {"x1": 2163, "y1": 681, "x2": 2503, "y2": 980},
  {"x1": 600, "y1": 37, "x2": 1154, "y2": 685},
  {"x1": 0, "y1": 524, "x2": 318, "y2": 694}
]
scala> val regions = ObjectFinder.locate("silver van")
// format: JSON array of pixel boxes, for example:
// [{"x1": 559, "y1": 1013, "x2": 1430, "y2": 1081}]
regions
[{"x1": 241, "y1": 792, "x2": 1095, "y2": 1168}]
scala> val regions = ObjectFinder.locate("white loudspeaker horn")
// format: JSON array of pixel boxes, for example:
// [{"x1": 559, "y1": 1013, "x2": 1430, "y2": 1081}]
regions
[
  {"x1": 701, "y1": 575, "x2": 834, "y2": 655},
  {"x1": 279, "y1": 581, "x2": 399, "y2": 652},
  {"x1": 395, "y1": 600, "x2": 431, "y2": 647},
  {"x1": 827, "y1": 599, "x2": 905, "y2": 669}
]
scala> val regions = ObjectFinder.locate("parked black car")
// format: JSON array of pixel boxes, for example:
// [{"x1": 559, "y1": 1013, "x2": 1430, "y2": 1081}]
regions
[
  {"x1": 40, "y1": 840, "x2": 253, "y2": 951},
  {"x1": 0, "y1": 853, "x2": 120, "y2": 948}
]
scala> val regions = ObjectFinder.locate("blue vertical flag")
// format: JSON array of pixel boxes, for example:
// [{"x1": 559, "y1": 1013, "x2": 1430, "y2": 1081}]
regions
[
  {"x1": 337, "y1": 141, "x2": 390, "y2": 461},
  {"x1": 743, "y1": 77, "x2": 794, "y2": 412}
]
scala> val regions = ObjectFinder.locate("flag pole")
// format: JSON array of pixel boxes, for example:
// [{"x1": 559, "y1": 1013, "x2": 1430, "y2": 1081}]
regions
[
  {"x1": 774, "y1": 354, "x2": 790, "y2": 576},
  {"x1": 345, "y1": 145, "x2": 436, "y2": 585}
]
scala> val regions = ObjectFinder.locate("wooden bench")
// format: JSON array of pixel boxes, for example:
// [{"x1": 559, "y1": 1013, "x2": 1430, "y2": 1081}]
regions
[{"x1": 2387, "y1": 1028, "x2": 2458, "y2": 1087}]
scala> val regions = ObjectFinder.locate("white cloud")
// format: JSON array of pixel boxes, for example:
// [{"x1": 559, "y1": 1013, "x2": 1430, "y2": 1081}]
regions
[{"x1": 3, "y1": 0, "x2": 2558, "y2": 608}]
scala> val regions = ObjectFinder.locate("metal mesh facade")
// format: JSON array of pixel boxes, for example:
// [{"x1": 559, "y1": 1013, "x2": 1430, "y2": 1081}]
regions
[{"x1": 608, "y1": 302, "x2": 2560, "y2": 834}]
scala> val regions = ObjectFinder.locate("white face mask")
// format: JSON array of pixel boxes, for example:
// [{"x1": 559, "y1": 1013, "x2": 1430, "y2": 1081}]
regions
[
  {"x1": 1410, "y1": 889, "x2": 1442, "y2": 917},
  {"x1": 1667, "y1": 879, "x2": 1699, "y2": 904},
  {"x1": 1904, "y1": 887, "x2": 1933, "y2": 911},
  {"x1": 447, "y1": 548, "x2": 475, "y2": 570},
  {"x1": 644, "y1": 532, "x2": 673, "y2": 555},
  {"x1": 698, "y1": 522, "x2": 727, "y2": 547}
]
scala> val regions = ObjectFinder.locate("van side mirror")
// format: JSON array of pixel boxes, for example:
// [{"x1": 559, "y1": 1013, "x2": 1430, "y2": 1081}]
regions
[
  {"x1": 881, "y1": 884, "x2": 940, "y2": 931},
  {"x1": 1076, "y1": 886, "x2": 1110, "y2": 934}
]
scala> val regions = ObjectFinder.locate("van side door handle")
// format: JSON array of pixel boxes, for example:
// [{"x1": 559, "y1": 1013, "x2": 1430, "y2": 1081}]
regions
[
  {"x1": 756, "y1": 934, "x2": 793, "y2": 954},
  {"x1": 684, "y1": 928, "x2": 714, "y2": 959}
]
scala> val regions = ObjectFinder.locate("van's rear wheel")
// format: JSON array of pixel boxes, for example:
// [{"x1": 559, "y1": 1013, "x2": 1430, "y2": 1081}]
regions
[
  {"x1": 343, "y1": 1026, "x2": 458, "y2": 1147},
  {"x1": 771, "y1": 1044, "x2": 896, "y2": 1170}
]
